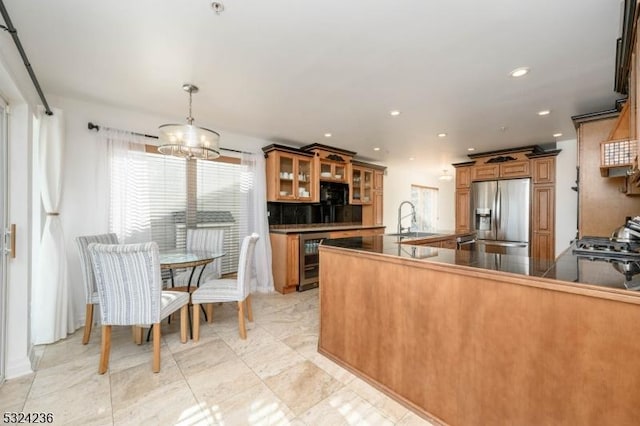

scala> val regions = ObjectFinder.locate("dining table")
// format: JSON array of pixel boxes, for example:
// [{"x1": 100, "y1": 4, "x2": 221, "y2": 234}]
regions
[{"x1": 158, "y1": 249, "x2": 226, "y2": 339}]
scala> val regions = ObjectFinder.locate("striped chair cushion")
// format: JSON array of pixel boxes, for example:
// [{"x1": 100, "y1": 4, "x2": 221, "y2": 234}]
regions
[
  {"x1": 191, "y1": 234, "x2": 259, "y2": 305},
  {"x1": 88, "y1": 242, "x2": 164, "y2": 326},
  {"x1": 160, "y1": 291, "x2": 190, "y2": 320},
  {"x1": 75, "y1": 233, "x2": 118, "y2": 304},
  {"x1": 191, "y1": 279, "x2": 241, "y2": 304}
]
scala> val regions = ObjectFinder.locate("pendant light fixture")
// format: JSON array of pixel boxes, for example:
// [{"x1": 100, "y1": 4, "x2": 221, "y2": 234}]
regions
[
  {"x1": 438, "y1": 169, "x2": 453, "y2": 181},
  {"x1": 158, "y1": 83, "x2": 220, "y2": 160}
]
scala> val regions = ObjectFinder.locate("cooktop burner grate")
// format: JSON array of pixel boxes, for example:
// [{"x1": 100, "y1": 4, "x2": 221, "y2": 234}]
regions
[{"x1": 573, "y1": 236, "x2": 640, "y2": 259}]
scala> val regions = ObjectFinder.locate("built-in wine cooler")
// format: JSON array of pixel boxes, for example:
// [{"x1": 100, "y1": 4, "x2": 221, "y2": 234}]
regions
[{"x1": 298, "y1": 232, "x2": 329, "y2": 291}]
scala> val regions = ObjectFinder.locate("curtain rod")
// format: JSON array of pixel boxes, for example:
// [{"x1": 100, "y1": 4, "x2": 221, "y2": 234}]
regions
[
  {"x1": 0, "y1": 1, "x2": 53, "y2": 116},
  {"x1": 87, "y1": 122, "x2": 253, "y2": 155}
]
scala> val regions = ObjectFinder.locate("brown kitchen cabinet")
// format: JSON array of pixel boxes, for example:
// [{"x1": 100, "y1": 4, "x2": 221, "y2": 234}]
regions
[
  {"x1": 372, "y1": 190, "x2": 384, "y2": 226},
  {"x1": 471, "y1": 164, "x2": 499, "y2": 180},
  {"x1": 269, "y1": 233, "x2": 300, "y2": 294},
  {"x1": 500, "y1": 160, "x2": 530, "y2": 178},
  {"x1": 361, "y1": 168, "x2": 385, "y2": 226},
  {"x1": 532, "y1": 157, "x2": 556, "y2": 184},
  {"x1": 265, "y1": 148, "x2": 317, "y2": 202},
  {"x1": 319, "y1": 160, "x2": 349, "y2": 183},
  {"x1": 374, "y1": 170, "x2": 384, "y2": 191},
  {"x1": 455, "y1": 188, "x2": 471, "y2": 233},
  {"x1": 328, "y1": 227, "x2": 385, "y2": 239},
  {"x1": 532, "y1": 184, "x2": 555, "y2": 260},
  {"x1": 456, "y1": 166, "x2": 472, "y2": 189},
  {"x1": 420, "y1": 239, "x2": 458, "y2": 249},
  {"x1": 351, "y1": 166, "x2": 373, "y2": 204},
  {"x1": 473, "y1": 160, "x2": 530, "y2": 180}
]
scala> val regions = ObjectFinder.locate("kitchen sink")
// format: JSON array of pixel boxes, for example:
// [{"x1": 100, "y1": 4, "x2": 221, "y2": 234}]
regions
[{"x1": 385, "y1": 232, "x2": 439, "y2": 238}]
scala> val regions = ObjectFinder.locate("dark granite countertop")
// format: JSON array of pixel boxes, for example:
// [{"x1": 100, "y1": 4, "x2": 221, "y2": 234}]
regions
[
  {"x1": 269, "y1": 224, "x2": 385, "y2": 234},
  {"x1": 321, "y1": 235, "x2": 640, "y2": 292}
]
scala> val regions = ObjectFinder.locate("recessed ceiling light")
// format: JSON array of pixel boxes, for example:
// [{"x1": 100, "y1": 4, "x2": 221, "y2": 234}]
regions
[
  {"x1": 211, "y1": 2, "x2": 225, "y2": 14},
  {"x1": 409, "y1": 157, "x2": 415, "y2": 161},
  {"x1": 510, "y1": 67, "x2": 530, "y2": 78},
  {"x1": 537, "y1": 110, "x2": 551, "y2": 116},
  {"x1": 437, "y1": 133, "x2": 447, "y2": 138},
  {"x1": 553, "y1": 132, "x2": 563, "y2": 138},
  {"x1": 373, "y1": 147, "x2": 381, "y2": 151},
  {"x1": 467, "y1": 147, "x2": 475, "y2": 151},
  {"x1": 499, "y1": 126, "x2": 508, "y2": 132},
  {"x1": 324, "y1": 133, "x2": 332, "y2": 138},
  {"x1": 390, "y1": 110, "x2": 401, "y2": 116}
]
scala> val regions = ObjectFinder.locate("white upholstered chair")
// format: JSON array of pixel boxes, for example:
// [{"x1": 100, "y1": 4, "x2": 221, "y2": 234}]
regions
[
  {"x1": 88, "y1": 242, "x2": 190, "y2": 373},
  {"x1": 75, "y1": 233, "x2": 119, "y2": 344},
  {"x1": 171, "y1": 228, "x2": 225, "y2": 287},
  {"x1": 192, "y1": 233, "x2": 259, "y2": 340}
]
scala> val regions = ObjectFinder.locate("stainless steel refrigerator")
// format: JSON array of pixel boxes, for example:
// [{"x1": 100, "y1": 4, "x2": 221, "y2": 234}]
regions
[{"x1": 471, "y1": 178, "x2": 530, "y2": 256}]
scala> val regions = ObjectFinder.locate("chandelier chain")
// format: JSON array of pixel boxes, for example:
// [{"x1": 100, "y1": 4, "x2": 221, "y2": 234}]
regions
[{"x1": 187, "y1": 88, "x2": 194, "y2": 125}]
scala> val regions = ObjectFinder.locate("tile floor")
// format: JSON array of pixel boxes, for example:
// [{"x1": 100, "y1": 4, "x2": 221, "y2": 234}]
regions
[{"x1": 0, "y1": 289, "x2": 435, "y2": 425}]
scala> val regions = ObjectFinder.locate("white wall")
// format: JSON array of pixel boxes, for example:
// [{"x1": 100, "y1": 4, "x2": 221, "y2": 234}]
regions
[
  {"x1": 555, "y1": 139, "x2": 578, "y2": 255},
  {"x1": 383, "y1": 161, "x2": 456, "y2": 232},
  {"x1": 48, "y1": 95, "x2": 271, "y2": 327}
]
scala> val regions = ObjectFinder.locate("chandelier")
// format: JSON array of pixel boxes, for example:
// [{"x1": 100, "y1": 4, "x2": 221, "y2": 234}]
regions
[
  {"x1": 438, "y1": 169, "x2": 453, "y2": 181},
  {"x1": 158, "y1": 84, "x2": 220, "y2": 160}
]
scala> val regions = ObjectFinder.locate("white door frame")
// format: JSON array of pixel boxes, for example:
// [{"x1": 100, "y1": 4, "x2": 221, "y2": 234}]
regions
[{"x1": 0, "y1": 98, "x2": 8, "y2": 383}]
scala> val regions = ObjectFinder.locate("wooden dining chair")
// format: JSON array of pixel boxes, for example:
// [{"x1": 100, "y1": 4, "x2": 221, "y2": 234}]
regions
[
  {"x1": 75, "y1": 233, "x2": 119, "y2": 344},
  {"x1": 192, "y1": 233, "x2": 259, "y2": 340},
  {"x1": 88, "y1": 242, "x2": 190, "y2": 373}
]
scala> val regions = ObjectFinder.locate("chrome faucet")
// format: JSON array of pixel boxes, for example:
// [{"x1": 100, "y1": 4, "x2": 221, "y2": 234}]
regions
[{"x1": 397, "y1": 201, "x2": 417, "y2": 235}]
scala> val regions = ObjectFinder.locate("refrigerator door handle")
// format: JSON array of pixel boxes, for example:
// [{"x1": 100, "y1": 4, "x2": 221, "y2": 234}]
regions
[
  {"x1": 495, "y1": 186, "x2": 501, "y2": 237},
  {"x1": 483, "y1": 241, "x2": 528, "y2": 248}
]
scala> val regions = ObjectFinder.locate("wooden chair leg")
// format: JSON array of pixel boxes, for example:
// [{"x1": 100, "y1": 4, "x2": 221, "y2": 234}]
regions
[
  {"x1": 132, "y1": 326, "x2": 143, "y2": 345},
  {"x1": 99, "y1": 325, "x2": 111, "y2": 374},
  {"x1": 245, "y1": 294, "x2": 253, "y2": 322},
  {"x1": 237, "y1": 301, "x2": 247, "y2": 339},
  {"x1": 82, "y1": 304, "x2": 94, "y2": 345},
  {"x1": 152, "y1": 322, "x2": 161, "y2": 373},
  {"x1": 193, "y1": 303, "x2": 201, "y2": 342},
  {"x1": 180, "y1": 305, "x2": 188, "y2": 343},
  {"x1": 206, "y1": 303, "x2": 214, "y2": 324}
]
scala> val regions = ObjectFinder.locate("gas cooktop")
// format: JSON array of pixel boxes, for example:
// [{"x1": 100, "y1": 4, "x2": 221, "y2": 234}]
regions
[
  {"x1": 573, "y1": 237, "x2": 640, "y2": 289},
  {"x1": 573, "y1": 236, "x2": 640, "y2": 260}
]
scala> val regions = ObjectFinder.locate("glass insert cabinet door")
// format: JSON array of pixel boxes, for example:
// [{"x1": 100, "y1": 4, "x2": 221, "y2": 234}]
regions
[
  {"x1": 319, "y1": 161, "x2": 347, "y2": 183},
  {"x1": 275, "y1": 153, "x2": 313, "y2": 201},
  {"x1": 351, "y1": 167, "x2": 373, "y2": 204},
  {"x1": 298, "y1": 233, "x2": 327, "y2": 290}
]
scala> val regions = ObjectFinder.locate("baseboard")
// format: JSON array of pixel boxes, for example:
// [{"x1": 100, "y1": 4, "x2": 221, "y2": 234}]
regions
[{"x1": 5, "y1": 356, "x2": 33, "y2": 379}]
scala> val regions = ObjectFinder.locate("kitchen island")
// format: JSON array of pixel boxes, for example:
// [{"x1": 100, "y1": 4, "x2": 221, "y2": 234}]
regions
[{"x1": 318, "y1": 235, "x2": 640, "y2": 425}]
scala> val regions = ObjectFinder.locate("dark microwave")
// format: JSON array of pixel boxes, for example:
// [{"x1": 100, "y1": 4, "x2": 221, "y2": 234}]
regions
[{"x1": 320, "y1": 182, "x2": 349, "y2": 205}]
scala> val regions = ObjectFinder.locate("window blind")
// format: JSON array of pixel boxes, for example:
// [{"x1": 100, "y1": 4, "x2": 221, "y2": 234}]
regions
[
  {"x1": 110, "y1": 148, "x2": 249, "y2": 275},
  {"x1": 145, "y1": 152, "x2": 187, "y2": 251},
  {"x1": 195, "y1": 157, "x2": 248, "y2": 274}
]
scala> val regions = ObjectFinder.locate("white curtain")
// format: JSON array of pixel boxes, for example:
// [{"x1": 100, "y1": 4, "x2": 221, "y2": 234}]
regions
[
  {"x1": 32, "y1": 109, "x2": 75, "y2": 344},
  {"x1": 241, "y1": 153, "x2": 274, "y2": 292},
  {"x1": 105, "y1": 129, "x2": 152, "y2": 243}
]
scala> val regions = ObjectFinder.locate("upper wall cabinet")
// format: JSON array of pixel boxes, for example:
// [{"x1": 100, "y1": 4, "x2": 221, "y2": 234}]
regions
[
  {"x1": 264, "y1": 145, "x2": 317, "y2": 202},
  {"x1": 455, "y1": 165, "x2": 472, "y2": 189},
  {"x1": 303, "y1": 144, "x2": 354, "y2": 185},
  {"x1": 350, "y1": 166, "x2": 373, "y2": 204}
]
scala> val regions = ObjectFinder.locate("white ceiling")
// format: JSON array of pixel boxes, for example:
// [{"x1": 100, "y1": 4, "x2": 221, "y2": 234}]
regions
[{"x1": 0, "y1": 0, "x2": 625, "y2": 163}]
